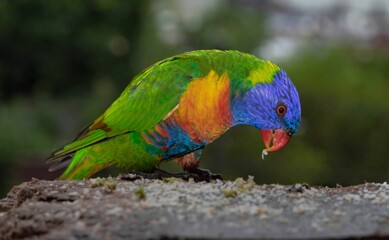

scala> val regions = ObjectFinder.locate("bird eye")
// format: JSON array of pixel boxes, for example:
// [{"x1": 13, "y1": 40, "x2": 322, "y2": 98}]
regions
[{"x1": 276, "y1": 105, "x2": 287, "y2": 117}]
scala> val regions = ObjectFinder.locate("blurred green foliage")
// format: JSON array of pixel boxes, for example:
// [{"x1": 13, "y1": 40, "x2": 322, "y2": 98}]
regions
[
  {"x1": 0, "y1": 0, "x2": 388, "y2": 197},
  {"x1": 0, "y1": 0, "x2": 147, "y2": 99}
]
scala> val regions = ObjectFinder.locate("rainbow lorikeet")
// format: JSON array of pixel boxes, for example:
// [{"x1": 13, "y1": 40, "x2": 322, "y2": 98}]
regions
[{"x1": 48, "y1": 50, "x2": 301, "y2": 180}]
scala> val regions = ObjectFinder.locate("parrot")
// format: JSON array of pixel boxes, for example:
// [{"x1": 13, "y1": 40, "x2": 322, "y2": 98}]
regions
[{"x1": 47, "y1": 50, "x2": 301, "y2": 181}]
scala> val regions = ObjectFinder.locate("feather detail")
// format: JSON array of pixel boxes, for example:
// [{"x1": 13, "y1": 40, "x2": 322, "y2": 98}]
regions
[
  {"x1": 163, "y1": 104, "x2": 180, "y2": 120},
  {"x1": 47, "y1": 155, "x2": 73, "y2": 172},
  {"x1": 172, "y1": 70, "x2": 232, "y2": 143}
]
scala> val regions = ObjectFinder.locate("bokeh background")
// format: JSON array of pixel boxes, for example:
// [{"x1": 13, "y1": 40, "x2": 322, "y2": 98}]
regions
[{"x1": 0, "y1": 0, "x2": 388, "y2": 197}]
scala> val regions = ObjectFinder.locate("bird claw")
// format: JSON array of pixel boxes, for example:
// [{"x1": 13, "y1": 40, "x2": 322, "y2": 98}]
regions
[
  {"x1": 120, "y1": 168, "x2": 223, "y2": 182},
  {"x1": 186, "y1": 168, "x2": 223, "y2": 182}
]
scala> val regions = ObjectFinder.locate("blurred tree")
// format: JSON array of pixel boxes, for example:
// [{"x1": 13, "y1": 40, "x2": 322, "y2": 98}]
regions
[
  {"x1": 0, "y1": 0, "x2": 151, "y2": 196},
  {"x1": 0, "y1": 0, "x2": 147, "y2": 100},
  {"x1": 183, "y1": 1, "x2": 268, "y2": 52}
]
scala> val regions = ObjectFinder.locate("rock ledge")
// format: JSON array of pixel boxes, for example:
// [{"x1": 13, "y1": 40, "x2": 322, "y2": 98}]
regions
[{"x1": 1, "y1": 177, "x2": 389, "y2": 239}]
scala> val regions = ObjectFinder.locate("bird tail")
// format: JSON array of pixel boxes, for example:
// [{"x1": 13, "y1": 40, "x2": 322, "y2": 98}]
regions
[
  {"x1": 58, "y1": 147, "x2": 113, "y2": 180},
  {"x1": 46, "y1": 128, "x2": 113, "y2": 180},
  {"x1": 47, "y1": 117, "x2": 130, "y2": 180}
]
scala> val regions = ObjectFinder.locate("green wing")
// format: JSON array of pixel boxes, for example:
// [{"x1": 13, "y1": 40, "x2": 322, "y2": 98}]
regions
[{"x1": 48, "y1": 52, "x2": 204, "y2": 161}]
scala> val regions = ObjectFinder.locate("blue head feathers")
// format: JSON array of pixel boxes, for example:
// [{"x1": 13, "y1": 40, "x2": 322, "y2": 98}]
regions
[{"x1": 232, "y1": 70, "x2": 301, "y2": 135}]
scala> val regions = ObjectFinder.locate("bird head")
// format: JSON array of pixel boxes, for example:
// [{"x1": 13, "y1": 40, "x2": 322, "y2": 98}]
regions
[{"x1": 232, "y1": 70, "x2": 301, "y2": 157}]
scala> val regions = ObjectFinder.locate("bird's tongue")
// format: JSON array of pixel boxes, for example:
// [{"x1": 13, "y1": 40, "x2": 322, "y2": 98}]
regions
[{"x1": 260, "y1": 129, "x2": 291, "y2": 159}]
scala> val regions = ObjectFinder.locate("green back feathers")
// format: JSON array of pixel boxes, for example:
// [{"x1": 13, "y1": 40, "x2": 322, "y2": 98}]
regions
[
  {"x1": 102, "y1": 55, "x2": 200, "y2": 132},
  {"x1": 48, "y1": 52, "x2": 200, "y2": 162}
]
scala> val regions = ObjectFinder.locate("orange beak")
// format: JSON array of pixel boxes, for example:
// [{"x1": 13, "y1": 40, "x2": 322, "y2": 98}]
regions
[{"x1": 260, "y1": 129, "x2": 291, "y2": 159}]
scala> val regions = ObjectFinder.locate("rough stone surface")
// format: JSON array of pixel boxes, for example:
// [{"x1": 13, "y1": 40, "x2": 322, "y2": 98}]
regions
[{"x1": 1, "y1": 177, "x2": 389, "y2": 239}]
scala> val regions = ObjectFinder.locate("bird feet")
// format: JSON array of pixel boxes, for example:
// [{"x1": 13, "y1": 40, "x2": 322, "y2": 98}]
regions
[
  {"x1": 186, "y1": 168, "x2": 223, "y2": 182},
  {"x1": 120, "y1": 168, "x2": 222, "y2": 182}
]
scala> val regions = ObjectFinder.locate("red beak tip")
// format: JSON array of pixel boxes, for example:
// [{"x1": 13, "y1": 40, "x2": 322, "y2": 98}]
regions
[{"x1": 260, "y1": 129, "x2": 291, "y2": 155}]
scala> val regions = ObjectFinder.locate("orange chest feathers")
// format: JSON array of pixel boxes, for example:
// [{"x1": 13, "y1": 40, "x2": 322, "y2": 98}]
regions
[{"x1": 170, "y1": 70, "x2": 233, "y2": 143}]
